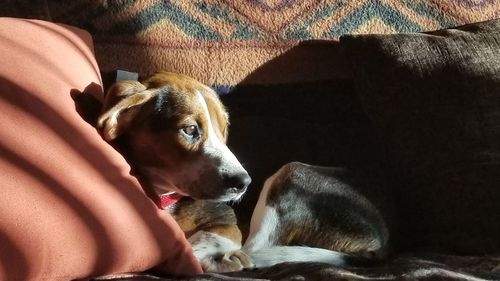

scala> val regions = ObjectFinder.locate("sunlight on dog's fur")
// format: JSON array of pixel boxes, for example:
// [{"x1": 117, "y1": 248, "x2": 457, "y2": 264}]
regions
[{"x1": 97, "y1": 72, "x2": 390, "y2": 273}]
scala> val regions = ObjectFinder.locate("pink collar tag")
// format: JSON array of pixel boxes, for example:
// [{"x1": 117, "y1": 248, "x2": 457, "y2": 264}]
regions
[{"x1": 160, "y1": 192, "x2": 183, "y2": 209}]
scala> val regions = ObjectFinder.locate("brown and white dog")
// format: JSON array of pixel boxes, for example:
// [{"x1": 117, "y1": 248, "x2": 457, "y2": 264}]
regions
[
  {"x1": 96, "y1": 71, "x2": 389, "y2": 273},
  {"x1": 97, "y1": 71, "x2": 253, "y2": 272}
]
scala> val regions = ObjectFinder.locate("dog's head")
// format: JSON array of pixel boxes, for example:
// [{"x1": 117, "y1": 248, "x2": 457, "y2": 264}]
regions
[{"x1": 97, "y1": 72, "x2": 251, "y2": 202}]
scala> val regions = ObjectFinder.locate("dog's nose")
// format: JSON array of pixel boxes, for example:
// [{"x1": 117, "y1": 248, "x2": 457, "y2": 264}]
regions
[{"x1": 225, "y1": 172, "x2": 252, "y2": 191}]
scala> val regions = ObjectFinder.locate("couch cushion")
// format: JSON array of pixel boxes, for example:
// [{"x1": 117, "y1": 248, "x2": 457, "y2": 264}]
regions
[
  {"x1": 0, "y1": 17, "x2": 201, "y2": 280},
  {"x1": 341, "y1": 19, "x2": 500, "y2": 254}
]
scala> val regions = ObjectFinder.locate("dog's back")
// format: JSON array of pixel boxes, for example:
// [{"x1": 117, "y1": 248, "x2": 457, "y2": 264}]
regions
[{"x1": 243, "y1": 162, "x2": 389, "y2": 267}]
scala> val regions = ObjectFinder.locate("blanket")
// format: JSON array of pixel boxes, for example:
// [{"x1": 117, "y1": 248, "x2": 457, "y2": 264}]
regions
[
  {"x1": 95, "y1": 255, "x2": 500, "y2": 280},
  {"x1": 1, "y1": 0, "x2": 498, "y2": 85}
]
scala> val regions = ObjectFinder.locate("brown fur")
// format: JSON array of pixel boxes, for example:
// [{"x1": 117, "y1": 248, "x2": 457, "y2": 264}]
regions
[
  {"x1": 171, "y1": 199, "x2": 240, "y2": 241},
  {"x1": 255, "y1": 162, "x2": 388, "y2": 262},
  {"x1": 267, "y1": 164, "x2": 383, "y2": 255}
]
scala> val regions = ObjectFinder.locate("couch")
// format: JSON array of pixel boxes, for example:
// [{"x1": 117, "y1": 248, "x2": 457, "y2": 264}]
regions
[{"x1": 1, "y1": 6, "x2": 500, "y2": 281}]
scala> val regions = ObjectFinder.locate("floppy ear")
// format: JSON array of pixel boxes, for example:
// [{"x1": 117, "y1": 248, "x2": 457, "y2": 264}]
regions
[
  {"x1": 97, "y1": 81, "x2": 156, "y2": 141},
  {"x1": 101, "y1": 80, "x2": 147, "y2": 112}
]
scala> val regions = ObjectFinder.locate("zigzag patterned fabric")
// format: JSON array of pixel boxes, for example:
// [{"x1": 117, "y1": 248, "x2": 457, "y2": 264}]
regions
[{"x1": 5, "y1": 1, "x2": 499, "y2": 85}]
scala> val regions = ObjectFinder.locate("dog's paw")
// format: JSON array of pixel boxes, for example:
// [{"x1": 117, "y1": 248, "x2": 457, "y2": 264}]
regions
[
  {"x1": 201, "y1": 250, "x2": 255, "y2": 273},
  {"x1": 188, "y1": 231, "x2": 254, "y2": 272}
]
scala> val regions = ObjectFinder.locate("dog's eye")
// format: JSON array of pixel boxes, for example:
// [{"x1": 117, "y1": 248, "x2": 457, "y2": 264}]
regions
[
  {"x1": 183, "y1": 125, "x2": 198, "y2": 136},
  {"x1": 180, "y1": 125, "x2": 200, "y2": 141}
]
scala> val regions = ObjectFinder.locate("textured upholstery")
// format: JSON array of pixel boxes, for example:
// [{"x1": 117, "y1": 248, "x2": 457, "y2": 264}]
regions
[{"x1": 342, "y1": 19, "x2": 500, "y2": 254}]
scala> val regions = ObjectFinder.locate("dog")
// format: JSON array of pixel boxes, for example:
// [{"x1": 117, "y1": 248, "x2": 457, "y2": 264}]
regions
[
  {"x1": 96, "y1": 72, "x2": 389, "y2": 273},
  {"x1": 235, "y1": 161, "x2": 390, "y2": 269},
  {"x1": 96, "y1": 71, "x2": 253, "y2": 272}
]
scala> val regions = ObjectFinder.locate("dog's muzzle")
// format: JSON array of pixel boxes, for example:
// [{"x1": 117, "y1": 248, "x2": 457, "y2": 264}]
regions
[
  {"x1": 224, "y1": 172, "x2": 252, "y2": 193},
  {"x1": 217, "y1": 172, "x2": 251, "y2": 202}
]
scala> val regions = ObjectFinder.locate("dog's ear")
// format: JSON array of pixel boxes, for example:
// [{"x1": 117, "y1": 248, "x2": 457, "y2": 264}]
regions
[
  {"x1": 97, "y1": 80, "x2": 155, "y2": 141},
  {"x1": 101, "y1": 80, "x2": 147, "y2": 112}
]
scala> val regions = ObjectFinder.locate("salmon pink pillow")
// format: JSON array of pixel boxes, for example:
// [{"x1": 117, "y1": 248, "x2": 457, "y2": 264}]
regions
[{"x1": 0, "y1": 18, "x2": 201, "y2": 281}]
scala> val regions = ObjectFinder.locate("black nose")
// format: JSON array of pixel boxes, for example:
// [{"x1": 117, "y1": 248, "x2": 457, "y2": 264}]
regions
[{"x1": 224, "y1": 172, "x2": 252, "y2": 191}]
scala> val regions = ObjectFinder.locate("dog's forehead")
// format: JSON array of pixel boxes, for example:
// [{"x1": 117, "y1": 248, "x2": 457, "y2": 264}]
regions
[
  {"x1": 140, "y1": 72, "x2": 228, "y2": 137},
  {"x1": 153, "y1": 77, "x2": 229, "y2": 139},
  {"x1": 194, "y1": 90, "x2": 229, "y2": 140}
]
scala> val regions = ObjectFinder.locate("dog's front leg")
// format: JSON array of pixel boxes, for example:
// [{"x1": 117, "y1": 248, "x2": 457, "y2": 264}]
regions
[
  {"x1": 172, "y1": 200, "x2": 254, "y2": 272},
  {"x1": 188, "y1": 225, "x2": 255, "y2": 272}
]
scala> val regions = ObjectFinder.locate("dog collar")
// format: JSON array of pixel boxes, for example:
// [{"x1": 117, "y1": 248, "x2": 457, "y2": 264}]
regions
[{"x1": 160, "y1": 192, "x2": 183, "y2": 209}]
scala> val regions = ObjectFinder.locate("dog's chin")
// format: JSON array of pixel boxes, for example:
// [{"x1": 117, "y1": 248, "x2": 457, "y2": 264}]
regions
[
  {"x1": 151, "y1": 182, "x2": 190, "y2": 198},
  {"x1": 154, "y1": 186, "x2": 246, "y2": 205},
  {"x1": 207, "y1": 190, "x2": 246, "y2": 204},
  {"x1": 153, "y1": 181, "x2": 247, "y2": 203}
]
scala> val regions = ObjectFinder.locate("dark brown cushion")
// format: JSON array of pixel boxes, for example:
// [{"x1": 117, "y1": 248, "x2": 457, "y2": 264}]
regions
[{"x1": 341, "y1": 19, "x2": 500, "y2": 254}]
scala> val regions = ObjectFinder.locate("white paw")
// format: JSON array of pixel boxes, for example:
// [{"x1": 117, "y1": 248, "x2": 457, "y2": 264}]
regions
[
  {"x1": 189, "y1": 231, "x2": 254, "y2": 272},
  {"x1": 200, "y1": 249, "x2": 255, "y2": 272}
]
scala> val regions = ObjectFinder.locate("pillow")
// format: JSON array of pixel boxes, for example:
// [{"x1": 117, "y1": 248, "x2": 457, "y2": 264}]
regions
[
  {"x1": 0, "y1": 18, "x2": 202, "y2": 280},
  {"x1": 341, "y1": 19, "x2": 500, "y2": 254}
]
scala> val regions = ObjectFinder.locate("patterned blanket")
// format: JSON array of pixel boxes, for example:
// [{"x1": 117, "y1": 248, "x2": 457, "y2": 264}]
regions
[{"x1": 2, "y1": 0, "x2": 499, "y2": 85}]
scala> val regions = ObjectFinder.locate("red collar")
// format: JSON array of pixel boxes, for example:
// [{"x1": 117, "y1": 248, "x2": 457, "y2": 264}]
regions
[{"x1": 159, "y1": 192, "x2": 183, "y2": 209}]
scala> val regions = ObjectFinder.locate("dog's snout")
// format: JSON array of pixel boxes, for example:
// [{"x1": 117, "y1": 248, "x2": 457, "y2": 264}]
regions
[{"x1": 224, "y1": 173, "x2": 252, "y2": 191}]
